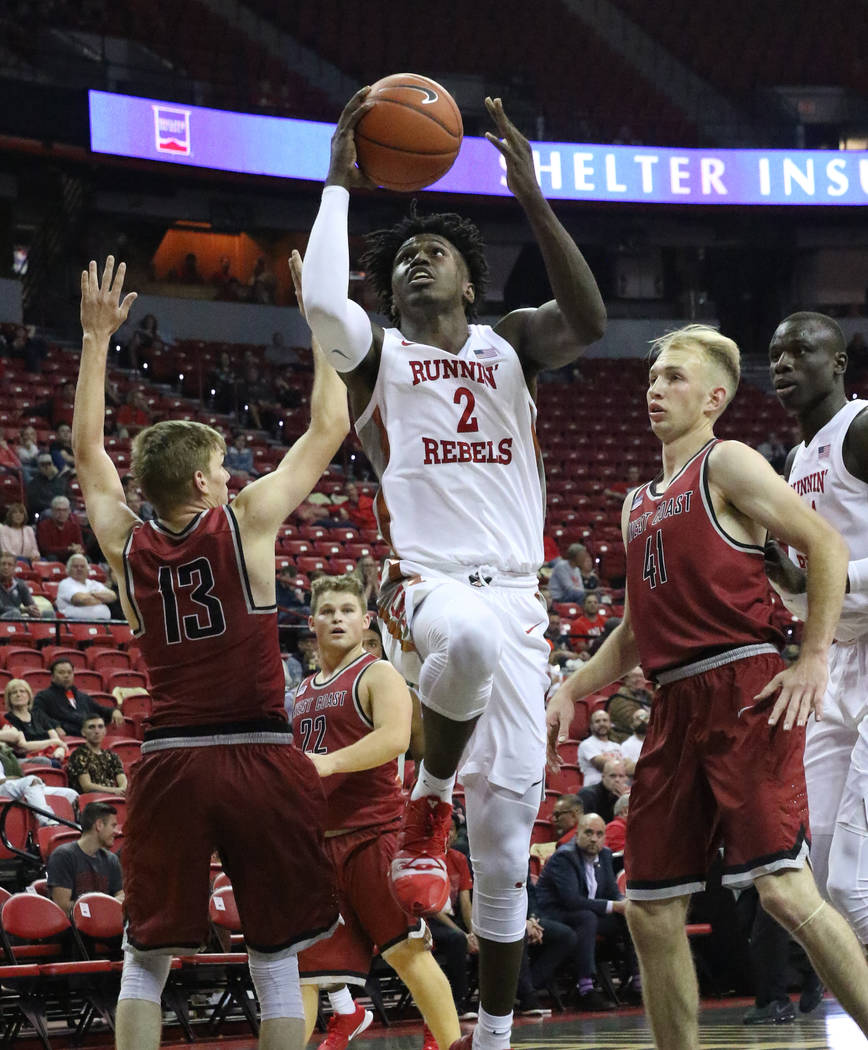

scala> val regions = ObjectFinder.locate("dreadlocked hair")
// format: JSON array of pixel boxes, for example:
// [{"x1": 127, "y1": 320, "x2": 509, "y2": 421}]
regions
[{"x1": 360, "y1": 202, "x2": 488, "y2": 324}]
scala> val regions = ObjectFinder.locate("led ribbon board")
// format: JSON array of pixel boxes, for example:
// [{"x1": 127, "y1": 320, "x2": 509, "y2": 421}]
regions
[{"x1": 89, "y1": 90, "x2": 868, "y2": 206}]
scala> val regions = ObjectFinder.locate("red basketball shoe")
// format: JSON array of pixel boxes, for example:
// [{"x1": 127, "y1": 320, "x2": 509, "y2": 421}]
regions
[
  {"x1": 421, "y1": 1024, "x2": 439, "y2": 1050},
  {"x1": 390, "y1": 795, "x2": 452, "y2": 916},
  {"x1": 317, "y1": 1003, "x2": 373, "y2": 1050},
  {"x1": 448, "y1": 1034, "x2": 474, "y2": 1050}
]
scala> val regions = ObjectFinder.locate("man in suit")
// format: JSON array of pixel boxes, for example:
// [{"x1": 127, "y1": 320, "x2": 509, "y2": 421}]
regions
[
  {"x1": 33, "y1": 658, "x2": 123, "y2": 736},
  {"x1": 535, "y1": 814, "x2": 640, "y2": 1009}
]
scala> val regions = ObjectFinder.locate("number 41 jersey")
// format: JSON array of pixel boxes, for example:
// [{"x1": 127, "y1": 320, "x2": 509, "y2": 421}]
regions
[
  {"x1": 356, "y1": 325, "x2": 545, "y2": 575},
  {"x1": 122, "y1": 506, "x2": 286, "y2": 729}
]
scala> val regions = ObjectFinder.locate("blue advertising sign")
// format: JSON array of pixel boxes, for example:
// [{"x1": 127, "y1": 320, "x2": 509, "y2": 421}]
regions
[{"x1": 89, "y1": 90, "x2": 868, "y2": 206}]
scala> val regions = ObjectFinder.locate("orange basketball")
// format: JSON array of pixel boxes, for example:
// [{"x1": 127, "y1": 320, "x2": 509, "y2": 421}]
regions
[{"x1": 355, "y1": 73, "x2": 463, "y2": 192}]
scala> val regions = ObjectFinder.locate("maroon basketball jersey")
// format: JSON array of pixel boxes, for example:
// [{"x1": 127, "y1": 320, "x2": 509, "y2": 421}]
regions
[
  {"x1": 292, "y1": 652, "x2": 404, "y2": 831},
  {"x1": 626, "y1": 439, "x2": 783, "y2": 676},
  {"x1": 122, "y1": 506, "x2": 286, "y2": 729}
]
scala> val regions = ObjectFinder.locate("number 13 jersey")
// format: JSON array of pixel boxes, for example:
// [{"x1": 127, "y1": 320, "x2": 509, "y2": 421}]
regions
[
  {"x1": 626, "y1": 439, "x2": 783, "y2": 677},
  {"x1": 356, "y1": 325, "x2": 545, "y2": 574},
  {"x1": 122, "y1": 506, "x2": 286, "y2": 729}
]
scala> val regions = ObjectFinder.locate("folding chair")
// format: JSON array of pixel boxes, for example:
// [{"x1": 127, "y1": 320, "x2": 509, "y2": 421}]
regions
[
  {"x1": 70, "y1": 893, "x2": 124, "y2": 1037},
  {"x1": 107, "y1": 740, "x2": 142, "y2": 774},
  {"x1": 86, "y1": 648, "x2": 131, "y2": 674}
]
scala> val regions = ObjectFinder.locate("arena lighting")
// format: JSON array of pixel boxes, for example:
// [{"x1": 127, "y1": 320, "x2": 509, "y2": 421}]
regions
[{"x1": 89, "y1": 90, "x2": 868, "y2": 206}]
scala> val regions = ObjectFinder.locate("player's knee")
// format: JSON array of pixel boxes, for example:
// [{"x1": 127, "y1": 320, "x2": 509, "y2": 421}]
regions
[
  {"x1": 446, "y1": 606, "x2": 502, "y2": 680},
  {"x1": 625, "y1": 898, "x2": 687, "y2": 949},
  {"x1": 118, "y1": 951, "x2": 172, "y2": 1004},
  {"x1": 247, "y1": 947, "x2": 304, "y2": 1021},
  {"x1": 472, "y1": 859, "x2": 528, "y2": 943}
]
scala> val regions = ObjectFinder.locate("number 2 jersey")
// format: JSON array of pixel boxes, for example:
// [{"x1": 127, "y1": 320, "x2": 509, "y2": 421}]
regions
[
  {"x1": 626, "y1": 439, "x2": 783, "y2": 677},
  {"x1": 291, "y1": 652, "x2": 404, "y2": 832},
  {"x1": 122, "y1": 506, "x2": 287, "y2": 730},
  {"x1": 355, "y1": 325, "x2": 545, "y2": 575}
]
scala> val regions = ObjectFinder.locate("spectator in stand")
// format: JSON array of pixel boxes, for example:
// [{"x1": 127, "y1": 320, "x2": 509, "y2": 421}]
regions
[
  {"x1": 603, "y1": 463, "x2": 641, "y2": 502},
  {"x1": 336, "y1": 482, "x2": 377, "y2": 531},
  {"x1": 47, "y1": 382, "x2": 76, "y2": 429},
  {"x1": 26, "y1": 453, "x2": 68, "y2": 518},
  {"x1": 265, "y1": 331, "x2": 302, "y2": 368},
  {"x1": 8, "y1": 324, "x2": 46, "y2": 373},
  {"x1": 618, "y1": 709, "x2": 649, "y2": 767},
  {"x1": 0, "y1": 556, "x2": 29, "y2": 620},
  {"x1": 604, "y1": 793, "x2": 629, "y2": 853},
  {"x1": 15, "y1": 425, "x2": 41, "y2": 481},
  {"x1": 66, "y1": 715, "x2": 127, "y2": 795},
  {"x1": 605, "y1": 666, "x2": 652, "y2": 743},
  {"x1": 4, "y1": 679, "x2": 68, "y2": 762},
  {"x1": 116, "y1": 389, "x2": 152, "y2": 438},
  {"x1": 574, "y1": 546, "x2": 600, "y2": 592},
  {"x1": 0, "y1": 433, "x2": 22, "y2": 480},
  {"x1": 125, "y1": 314, "x2": 168, "y2": 373},
  {"x1": 237, "y1": 364, "x2": 278, "y2": 432},
  {"x1": 0, "y1": 503, "x2": 40, "y2": 562},
  {"x1": 549, "y1": 543, "x2": 589, "y2": 604},
  {"x1": 428, "y1": 814, "x2": 479, "y2": 1020},
  {"x1": 542, "y1": 531, "x2": 560, "y2": 566},
  {"x1": 545, "y1": 611, "x2": 579, "y2": 662},
  {"x1": 36, "y1": 496, "x2": 84, "y2": 562},
  {"x1": 49, "y1": 422, "x2": 75, "y2": 474},
  {"x1": 579, "y1": 759, "x2": 630, "y2": 824},
  {"x1": 47, "y1": 801, "x2": 123, "y2": 914},
  {"x1": 577, "y1": 710, "x2": 622, "y2": 787},
  {"x1": 56, "y1": 552, "x2": 116, "y2": 621},
  {"x1": 209, "y1": 351, "x2": 237, "y2": 414},
  {"x1": 570, "y1": 593, "x2": 608, "y2": 651},
  {"x1": 587, "y1": 615, "x2": 620, "y2": 658},
  {"x1": 0, "y1": 550, "x2": 40, "y2": 618},
  {"x1": 210, "y1": 255, "x2": 236, "y2": 298},
  {"x1": 357, "y1": 554, "x2": 380, "y2": 611},
  {"x1": 0, "y1": 742, "x2": 79, "y2": 826},
  {"x1": 121, "y1": 475, "x2": 155, "y2": 522},
  {"x1": 177, "y1": 252, "x2": 204, "y2": 284},
  {"x1": 248, "y1": 256, "x2": 276, "y2": 305},
  {"x1": 276, "y1": 565, "x2": 309, "y2": 623},
  {"x1": 33, "y1": 658, "x2": 124, "y2": 736},
  {"x1": 756, "y1": 432, "x2": 787, "y2": 474},
  {"x1": 530, "y1": 793, "x2": 584, "y2": 867},
  {"x1": 296, "y1": 628, "x2": 320, "y2": 675},
  {"x1": 515, "y1": 865, "x2": 576, "y2": 1016},
  {"x1": 535, "y1": 813, "x2": 640, "y2": 1009},
  {"x1": 225, "y1": 431, "x2": 257, "y2": 481}
]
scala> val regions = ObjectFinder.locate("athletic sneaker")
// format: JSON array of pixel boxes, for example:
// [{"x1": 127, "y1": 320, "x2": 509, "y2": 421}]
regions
[
  {"x1": 742, "y1": 999, "x2": 796, "y2": 1025},
  {"x1": 421, "y1": 1024, "x2": 439, "y2": 1050},
  {"x1": 448, "y1": 1034, "x2": 474, "y2": 1050},
  {"x1": 317, "y1": 1003, "x2": 373, "y2": 1050},
  {"x1": 390, "y1": 795, "x2": 453, "y2": 916},
  {"x1": 799, "y1": 973, "x2": 825, "y2": 1014}
]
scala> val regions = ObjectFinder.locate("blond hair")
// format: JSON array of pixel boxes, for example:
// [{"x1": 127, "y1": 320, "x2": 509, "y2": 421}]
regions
[
  {"x1": 310, "y1": 573, "x2": 366, "y2": 614},
  {"x1": 649, "y1": 324, "x2": 741, "y2": 408},
  {"x1": 4, "y1": 678, "x2": 33, "y2": 712},
  {"x1": 131, "y1": 420, "x2": 226, "y2": 514}
]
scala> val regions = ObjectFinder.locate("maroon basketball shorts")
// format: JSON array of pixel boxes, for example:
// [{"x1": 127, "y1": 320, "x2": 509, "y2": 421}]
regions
[
  {"x1": 123, "y1": 741, "x2": 339, "y2": 953},
  {"x1": 626, "y1": 651, "x2": 810, "y2": 900},
  {"x1": 299, "y1": 822, "x2": 424, "y2": 985}
]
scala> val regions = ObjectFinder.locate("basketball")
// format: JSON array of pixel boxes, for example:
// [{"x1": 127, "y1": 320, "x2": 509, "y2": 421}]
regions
[{"x1": 355, "y1": 73, "x2": 463, "y2": 192}]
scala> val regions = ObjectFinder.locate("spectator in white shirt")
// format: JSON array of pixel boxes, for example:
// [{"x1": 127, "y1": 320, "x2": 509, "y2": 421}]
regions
[
  {"x1": 56, "y1": 554, "x2": 117, "y2": 621},
  {"x1": 577, "y1": 710, "x2": 622, "y2": 787},
  {"x1": 619, "y1": 708, "x2": 649, "y2": 766}
]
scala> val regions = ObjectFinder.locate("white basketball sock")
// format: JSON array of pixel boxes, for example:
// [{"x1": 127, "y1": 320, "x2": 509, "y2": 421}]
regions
[
  {"x1": 327, "y1": 987, "x2": 356, "y2": 1015},
  {"x1": 472, "y1": 1007, "x2": 513, "y2": 1050},
  {"x1": 411, "y1": 761, "x2": 454, "y2": 803}
]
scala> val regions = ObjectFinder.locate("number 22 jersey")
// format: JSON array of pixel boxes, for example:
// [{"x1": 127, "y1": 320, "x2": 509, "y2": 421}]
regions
[
  {"x1": 121, "y1": 506, "x2": 287, "y2": 730},
  {"x1": 626, "y1": 439, "x2": 783, "y2": 677},
  {"x1": 355, "y1": 325, "x2": 545, "y2": 575}
]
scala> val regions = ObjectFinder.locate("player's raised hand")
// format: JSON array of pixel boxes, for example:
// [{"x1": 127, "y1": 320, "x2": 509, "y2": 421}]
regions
[
  {"x1": 327, "y1": 87, "x2": 378, "y2": 191},
  {"x1": 545, "y1": 687, "x2": 575, "y2": 773},
  {"x1": 289, "y1": 250, "x2": 307, "y2": 319},
  {"x1": 484, "y1": 96, "x2": 539, "y2": 201},
  {"x1": 80, "y1": 256, "x2": 137, "y2": 339},
  {"x1": 757, "y1": 649, "x2": 827, "y2": 731}
]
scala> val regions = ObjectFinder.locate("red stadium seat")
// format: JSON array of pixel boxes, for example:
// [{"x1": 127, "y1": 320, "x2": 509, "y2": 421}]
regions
[
  {"x1": 545, "y1": 763, "x2": 582, "y2": 794},
  {"x1": 37, "y1": 825, "x2": 79, "y2": 860},
  {"x1": 530, "y1": 820, "x2": 554, "y2": 846},
  {"x1": 2, "y1": 648, "x2": 43, "y2": 675},
  {"x1": 31, "y1": 562, "x2": 65, "y2": 581},
  {"x1": 108, "y1": 740, "x2": 142, "y2": 773},
  {"x1": 70, "y1": 670, "x2": 103, "y2": 694},
  {"x1": 0, "y1": 622, "x2": 34, "y2": 644},
  {"x1": 106, "y1": 624, "x2": 134, "y2": 649},
  {"x1": 296, "y1": 556, "x2": 327, "y2": 574},
  {"x1": 58, "y1": 623, "x2": 110, "y2": 648},
  {"x1": 22, "y1": 670, "x2": 51, "y2": 693},
  {"x1": 105, "y1": 671, "x2": 148, "y2": 692},
  {"x1": 87, "y1": 648, "x2": 132, "y2": 674},
  {"x1": 282, "y1": 540, "x2": 312, "y2": 556},
  {"x1": 42, "y1": 647, "x2": 86, "y2": 670}
]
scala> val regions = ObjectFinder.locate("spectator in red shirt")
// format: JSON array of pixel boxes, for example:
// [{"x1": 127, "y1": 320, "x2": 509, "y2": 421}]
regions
[
  {"x1": 604, "y1": 792, "x2": 629, "y2": 854},
  {"x1": 35, "y1": 496, "x2": 84, "y2": 562},
  {"x1": 429, "y1": 815, "x2": 479, "y2": 1019},
  {"x1": 570, "y1": 593, "x2": 608, "y2": 650},
  {"x1": 603, "y1": 463, "x2": 641, "y2": 502},
  {"x1": 49, "y1": 382, "x2": 76, "y2": 429},
  {"x1": 337, "y1": 482, "x2": 377, "y2": 531},
  {"x1": 116, "y1": 389, "x2": 152, "y2": 437}
]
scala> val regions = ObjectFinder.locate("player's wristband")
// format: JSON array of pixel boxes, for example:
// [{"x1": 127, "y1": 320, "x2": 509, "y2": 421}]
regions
[
  {"x1": 303, "y1": 186, "x2": 373, "y2": 372},
  {"x1": 847, "y1": 556, "x2": 868, "y2": 595}
]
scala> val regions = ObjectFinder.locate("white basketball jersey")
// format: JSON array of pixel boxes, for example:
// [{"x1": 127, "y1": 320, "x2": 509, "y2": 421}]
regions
[
  {"x1": 786, "y1": 398, "x2": 868, "y2": 641},
  {"x1": 356, "y1": 325, "x2": 545, "y2": 574}
]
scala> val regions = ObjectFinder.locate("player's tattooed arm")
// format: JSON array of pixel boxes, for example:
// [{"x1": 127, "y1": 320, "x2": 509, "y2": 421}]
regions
[{"x1": 486, "y1": 97, "x2": 605, "y2": 368}]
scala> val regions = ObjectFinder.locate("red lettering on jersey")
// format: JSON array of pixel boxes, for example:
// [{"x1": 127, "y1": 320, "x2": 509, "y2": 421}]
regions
[
  {"x1": 792, "y1": 469, "x2": 828, "y2": 496},
  {"x1": 406, "y1": 358, "x2": 498, "y2": 390},
  {"x1": 441, "y1": 440, "x2": 457, "y2": 463},
  {"x1": 422, "y1": 437, "x2": 440, "y2": 464},
  {"x1": 442, "y1": 359, "x2": 460, "y2": 380},
  {"x1": 421, "y1": 436, "x2": 513, "y2": 465},
  {"x1": 409, "y1": 360, "x2": 426, "y2": 385},
  {"x1": 498, "y1": 438, "x2": 513, "y2": 464}
]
